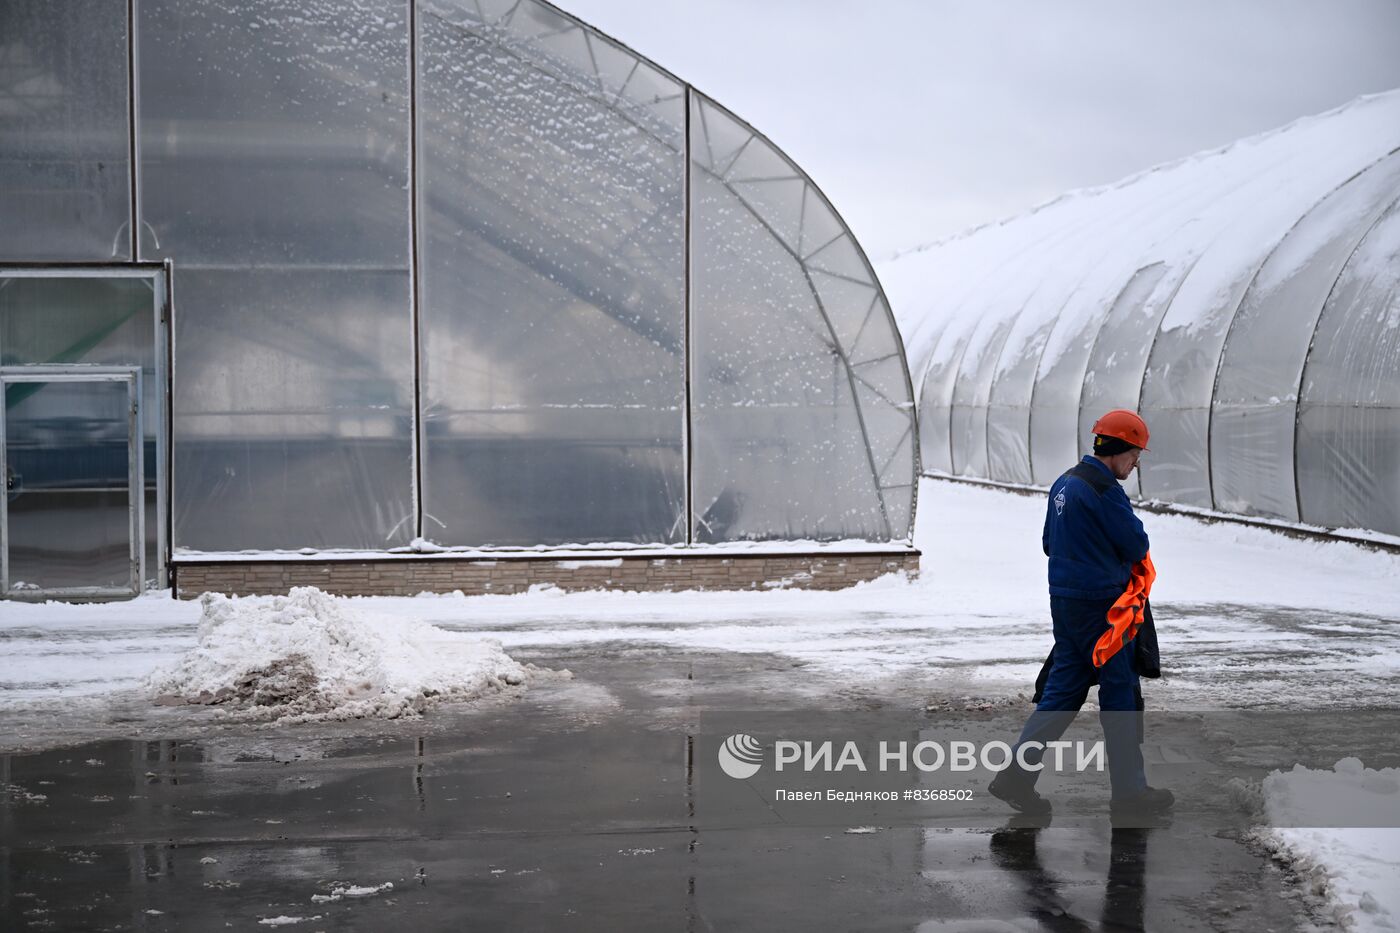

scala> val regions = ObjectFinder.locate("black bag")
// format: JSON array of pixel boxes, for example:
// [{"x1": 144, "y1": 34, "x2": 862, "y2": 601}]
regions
[{"x1": 1030, "y1": 601, "x2": 1159, "y2": 702}]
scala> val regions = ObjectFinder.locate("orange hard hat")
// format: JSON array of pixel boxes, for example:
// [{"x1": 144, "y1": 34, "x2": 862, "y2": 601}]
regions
[{"x1": 1092, "y1": 409, "x2": 1150, "y2": 451}]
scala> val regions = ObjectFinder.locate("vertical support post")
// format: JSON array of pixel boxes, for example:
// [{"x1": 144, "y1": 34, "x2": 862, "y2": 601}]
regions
[
  {"x1": 127, "y1": 0, "x2": 142, "y2": 261},
  {"x1": 159, "y1": 261, "x2": 173, "y2": 590},
  {"x1": 408, "y1": 0, "x2": 425, "y2": 544},
  {"x1": 128, "y1": 373, "x2": 144, "y2": 595},
  {"x1": 683, "y1": 86, "x2": 694, "y2": 546},
  {"x1": 0, "y1": 379, "x2": 8, "y2": 595}
]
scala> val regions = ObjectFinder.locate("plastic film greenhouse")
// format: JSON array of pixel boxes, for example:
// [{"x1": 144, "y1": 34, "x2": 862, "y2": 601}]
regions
[
  {"x1": 0, "y1": 0, "x2": 918, "y2": 599},
  {"x1": 892, "y1": 90, "x2": 1400, "y2": 540}
]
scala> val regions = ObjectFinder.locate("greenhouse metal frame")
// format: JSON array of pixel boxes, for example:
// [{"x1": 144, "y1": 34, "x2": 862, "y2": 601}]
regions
[{"x1": 0, "y1": 0, "x2": 917, "y2": 597}]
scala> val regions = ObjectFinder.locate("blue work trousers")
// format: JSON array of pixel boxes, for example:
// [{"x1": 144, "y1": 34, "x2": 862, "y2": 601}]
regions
[{"x1": 1010, "y1": 596, "x2": 1146, "y2": 798}]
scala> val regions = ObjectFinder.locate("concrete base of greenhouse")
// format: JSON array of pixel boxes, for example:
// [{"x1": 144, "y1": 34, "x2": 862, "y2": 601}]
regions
[{"x1": 170, "y1": 550, "x2": 921, "y2": 599}]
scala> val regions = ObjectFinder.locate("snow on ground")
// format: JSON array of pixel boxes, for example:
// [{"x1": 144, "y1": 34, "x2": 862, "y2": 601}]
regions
[
  {"x1": 3, "y1": 476, "x2": 1397, "y2": 926},
  {"x1": 144, "y1": 588, "x2": 537, "y2": 723},
  {"x1": 1257, "y1": 759, "x2": 1400, "y2": 931},
  {"x1": 2, "y1": 478, "x2": 1397, "y2": 717}
]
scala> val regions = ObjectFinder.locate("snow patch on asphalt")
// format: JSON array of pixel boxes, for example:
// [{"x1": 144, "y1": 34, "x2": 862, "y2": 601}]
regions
[
  {"x1": 1258, "y1": 758, "x2": 1400, "y2": 931},
  {"x1": 311, "y1": 881, "x2": 394, "y2": 903},
  {"x1": 258, "y1": 917, "x2": 321, "y2": 927},
  {"x1": 144, "y1": 588, "x2": 547, "y2": 723}
]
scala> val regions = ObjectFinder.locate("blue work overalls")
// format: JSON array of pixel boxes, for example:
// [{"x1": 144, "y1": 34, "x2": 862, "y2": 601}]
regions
[{"x1": 1009, "y1": 457, "x2": 1150, "y2": 799}]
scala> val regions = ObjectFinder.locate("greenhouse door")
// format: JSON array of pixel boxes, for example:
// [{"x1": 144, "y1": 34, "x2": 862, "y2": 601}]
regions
[{"x1": 1, "y1": 369, "x2": 143, "y2": 599}]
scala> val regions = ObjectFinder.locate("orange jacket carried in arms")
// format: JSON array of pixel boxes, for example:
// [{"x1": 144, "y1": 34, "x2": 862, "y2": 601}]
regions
[{"x1": 1092, "y1": 552, "x2": 1156, "y2": 669}]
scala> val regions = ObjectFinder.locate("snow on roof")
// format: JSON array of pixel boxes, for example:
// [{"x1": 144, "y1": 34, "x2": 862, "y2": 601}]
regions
[{"x1": 880, "y1": 88, "x2": 1400, "y2": 388}]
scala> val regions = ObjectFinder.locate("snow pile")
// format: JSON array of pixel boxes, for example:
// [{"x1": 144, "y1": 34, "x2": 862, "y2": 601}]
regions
[
  {"x1": 1257, "y1": 758, "x2": 1400, "y2": 931},
  {"x1": 145, "y1": 587, "x2": 538, "y2": 723}
]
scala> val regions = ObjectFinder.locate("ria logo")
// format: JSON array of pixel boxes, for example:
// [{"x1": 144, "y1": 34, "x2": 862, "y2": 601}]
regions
[{"x1": 717, "y1": 733, "x2": 764, "y2": 779}]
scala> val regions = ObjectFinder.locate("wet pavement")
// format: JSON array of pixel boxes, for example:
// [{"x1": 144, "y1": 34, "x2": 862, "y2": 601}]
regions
[{"x1": 1, "y1": 650, "x2": 1316, "y2": 932}]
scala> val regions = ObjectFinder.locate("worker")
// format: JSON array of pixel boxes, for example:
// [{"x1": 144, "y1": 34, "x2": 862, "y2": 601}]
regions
[{"x1": 989, "y1": 409, "x2": 1174, "y2": 818}]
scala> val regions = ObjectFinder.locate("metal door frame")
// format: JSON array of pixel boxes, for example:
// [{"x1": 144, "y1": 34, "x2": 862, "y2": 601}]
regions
[
  {"x1": 0, "y1": 367, "x2": 144, "y2": 599},
  {"x1": 0, "y1": 261, "x2": 170, "y2": 597}
]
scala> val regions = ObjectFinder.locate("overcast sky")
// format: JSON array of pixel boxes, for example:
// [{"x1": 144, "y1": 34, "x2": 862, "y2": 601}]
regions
[{"x1": 564, "y1": 0, "x2": 1400, "y2": 260}]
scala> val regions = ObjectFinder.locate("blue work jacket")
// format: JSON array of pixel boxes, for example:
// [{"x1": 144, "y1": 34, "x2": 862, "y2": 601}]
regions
[{"x1": 1043, "y1": 456, "x2": 1150, "y2": 600}]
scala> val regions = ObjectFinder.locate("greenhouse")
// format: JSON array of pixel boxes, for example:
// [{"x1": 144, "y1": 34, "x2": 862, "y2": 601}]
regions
[
  {"x1": 0, "y1": 0, "x2": 917, "y2": 599},
  {"x1": 892, "y1": 90, "x2": 1400, "y2": 539}
]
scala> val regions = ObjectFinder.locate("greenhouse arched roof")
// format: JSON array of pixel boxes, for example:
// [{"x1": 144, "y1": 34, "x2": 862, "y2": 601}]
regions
[{"x1": 886, "y1": 89, "x2": 1400, "y2": 537}]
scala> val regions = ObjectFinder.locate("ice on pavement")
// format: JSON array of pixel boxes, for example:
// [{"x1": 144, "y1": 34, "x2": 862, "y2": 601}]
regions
[
  {"x1": 143, "y1": 587, "x2": 536, "y2": 723},
  {"x1": 1259, "y1": 759, "x2": 1400, "y2": 932}
]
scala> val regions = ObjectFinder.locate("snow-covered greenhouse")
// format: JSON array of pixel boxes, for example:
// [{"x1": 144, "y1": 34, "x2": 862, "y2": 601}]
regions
[
  {"x1": 892, "y1": 90, "x2": 1400, "y2": 541},
  {"x1": 0, "y1": 0, "x2": 918, "y2": 600}
]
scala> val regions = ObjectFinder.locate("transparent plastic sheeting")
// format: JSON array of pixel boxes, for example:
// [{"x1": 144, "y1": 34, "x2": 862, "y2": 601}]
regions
[
  {"x1": 690, "y1": 96, "x2": 914, "y2": 542},
  {"x1": 904, "y1": 90, "x2": 1400, "y2": 536},
  {"x1": 139, "y1": 0, "x2": 417, "y2": 551},
  {"x1": 1212, "y1": 152, "x2": 1400, "y2": 521},
  {"x1": 2, "y1": 0, "x2": 916, "y2": 551},
  {"x1": 0, "y1": 1, "x2": 132, "y2": 261},
  {"x1": 1297, "y1": 199, "x2": 1400, "y2": 534},
  {"x1": 1072, "y1": 263, "x2": 1179, "y2": 502},
  {"x1": 1136, "y1": 115, "x2": 1388, "y2": 507},
  {"x1": 0, "y1": 277, "x2": 161, "y2": 580},
  {"x1": 417, "y1": 0, "x2": 686, "y2": 547}
]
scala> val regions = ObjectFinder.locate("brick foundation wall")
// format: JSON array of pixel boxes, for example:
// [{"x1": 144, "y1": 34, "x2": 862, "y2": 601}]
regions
[{"x1": 172, "y1": 551, "x2": 921, "y2": 599}]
